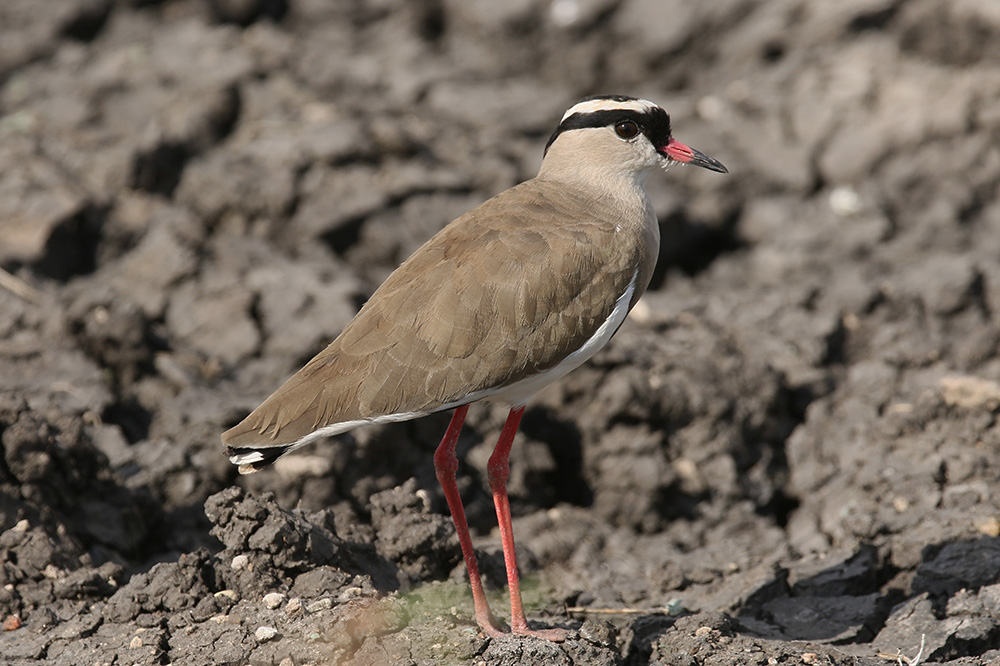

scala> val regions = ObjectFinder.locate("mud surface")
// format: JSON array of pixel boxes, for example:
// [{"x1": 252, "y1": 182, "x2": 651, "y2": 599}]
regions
[{"x1": 2, "y1": 0, "x2": 1000, "y2": 664}]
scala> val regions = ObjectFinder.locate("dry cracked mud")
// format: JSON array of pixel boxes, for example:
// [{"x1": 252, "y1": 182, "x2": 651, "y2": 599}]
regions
[{"x1": 2, "y1": 0, "x2": 1000, "y2": 664}]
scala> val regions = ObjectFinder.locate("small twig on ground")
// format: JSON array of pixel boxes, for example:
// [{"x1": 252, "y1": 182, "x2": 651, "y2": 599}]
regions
[
  {"x1": 566, "y1": 607, "x2": 647, "y2": 615},
  {"x1": 566, "y1": 604, "x2": 682, "y2": 617},
  {"x1": 0, "y1": 267, "x2": 41, "y2": 303},
  {"x1": 877, "y1": 634, "x2": 925, "y2": 666}
]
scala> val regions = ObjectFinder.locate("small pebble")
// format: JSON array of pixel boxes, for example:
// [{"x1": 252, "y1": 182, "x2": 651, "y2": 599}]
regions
[
  {"x1": 976, "y1": 517, "x2": 1000, "y2": 537},
  {"x1": 255, "y1": 626, "x2": 278, "y2": 642},
  {"x1": 129, "y1": 636, "x2": 143, "y2": 649},
  {"x1": 263, "y1": 592, "x2": 286, "y2": 609},
  {"x1": 3, "y1": 615, "x2": 22, "y2": 631},
  {"x1": 550, "y1": 0, "x2": 580, "y2": 27},
  {"x1": 230, "y1": 554, "x2": 249, "y2": 570},
  {"x1": 801, "y1": 653, "x2": 818, "y2": 664},
  {"x1": 664, "y1": 598, "x2": 686, "y2": 616},
  {"x1": 285, "y1": 598, "x2": 303, "y2": 615},
  {"x1": 12, "y1": 519, "x2": 29, "y2": 533},
  {"x1": 628, "y1": 298, "x2": 651, "y2": 323},
  {"x1": 339, "y1": 586, "x2": 363, "y2": 601},
  {"x1": 214, "y1": 590, "x2": 239, "y2": 601},
  {"x1": 415, "y1": 488, "x2": 432, "y2": 511},
  {"x1": 696, "y1": 94, "x2": 726, "y2": 120},
  {"x1": 579, "y1": 619, "x2": 614, "y2": 647},
  {"x1": 306, "y1": 598, "x2": 333, "y2": 613},
  {"x1": 278, "y1": 658, "x2": 295, "y2": 666},
  {"x1": 829, "y1": 185, "x2": 862, "y2": 216}
]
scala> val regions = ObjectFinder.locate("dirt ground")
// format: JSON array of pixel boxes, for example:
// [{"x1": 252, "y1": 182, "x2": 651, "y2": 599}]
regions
[{"x1": 2, "y1": 0, "x2": 1000, "y2": 664}]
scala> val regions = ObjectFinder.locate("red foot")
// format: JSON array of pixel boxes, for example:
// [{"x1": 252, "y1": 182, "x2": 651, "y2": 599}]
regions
[
  {"x1": 473, "y1": 605, "x2": 506, "y2": 639},
  {"x1": 477, "y1": 617, "x2": 569, "y2": 642}
]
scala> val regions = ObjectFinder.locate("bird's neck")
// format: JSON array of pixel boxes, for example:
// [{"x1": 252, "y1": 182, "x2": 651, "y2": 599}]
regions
[{"x1": 536, "y1": 159, "x2": 654, "y2": 222}]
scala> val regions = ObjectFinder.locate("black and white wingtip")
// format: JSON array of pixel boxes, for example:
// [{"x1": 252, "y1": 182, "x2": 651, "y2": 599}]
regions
[{"x1": 227, "y1": 444, "x2": 295, "y2": 474}]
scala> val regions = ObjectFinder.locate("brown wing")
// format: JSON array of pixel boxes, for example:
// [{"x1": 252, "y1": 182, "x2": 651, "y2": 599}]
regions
[{"x1": 222, "y1": 179, "x2": 650, "y2": 451}]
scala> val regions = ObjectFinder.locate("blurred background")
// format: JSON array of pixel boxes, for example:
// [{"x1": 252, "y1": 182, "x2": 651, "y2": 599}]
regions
[{"x1": 2, "y1": 0, "x2": 1000, "y2": 664}]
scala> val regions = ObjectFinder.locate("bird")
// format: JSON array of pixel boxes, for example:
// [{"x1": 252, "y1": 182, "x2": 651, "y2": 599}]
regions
[{"x1": 222, "y1": 94, "x2": 728, "y2": 641}]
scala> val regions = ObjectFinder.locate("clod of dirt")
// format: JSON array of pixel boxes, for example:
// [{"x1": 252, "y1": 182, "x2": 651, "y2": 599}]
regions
[
  {"x1": 369, "y1": 478, "x2": 461, "y2": 585},
  {"x1": 204, "y1": 486, "x2": 396, "y2": 597}
]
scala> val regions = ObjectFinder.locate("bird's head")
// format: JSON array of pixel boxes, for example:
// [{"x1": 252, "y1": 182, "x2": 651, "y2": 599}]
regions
[{"x1": 541, "y1": 95, "x2": 728, "y2": 184}]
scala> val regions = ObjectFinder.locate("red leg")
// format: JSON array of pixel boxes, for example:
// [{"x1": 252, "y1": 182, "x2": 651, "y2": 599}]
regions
[
  {"x1": 487, "y1": 406, "x2": 568, "y2": 641},
  {"x1": 433, "y1": 405, "x2": 504, "y2": 637}
]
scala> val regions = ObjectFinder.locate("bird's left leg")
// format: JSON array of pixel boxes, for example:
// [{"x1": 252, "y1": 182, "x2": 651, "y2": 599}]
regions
[{"x1": 487, "y1": 406, "x2": 568, "y2": 642}]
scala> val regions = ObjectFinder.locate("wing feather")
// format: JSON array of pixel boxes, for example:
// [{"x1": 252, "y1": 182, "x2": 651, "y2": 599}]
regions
[{"x1": 222, "y1": 179, "x2": 651, "y2": 453}]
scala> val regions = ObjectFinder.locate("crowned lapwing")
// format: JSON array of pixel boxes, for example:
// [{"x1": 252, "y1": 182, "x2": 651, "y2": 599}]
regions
[{"x1": 224, "y1": 95, "x2": 728, "y2": 640}]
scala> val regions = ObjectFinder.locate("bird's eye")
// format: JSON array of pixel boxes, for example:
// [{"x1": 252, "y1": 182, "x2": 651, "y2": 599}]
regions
[{"x1": 614, "y1": 121, "x2": 640, "y2": 139}]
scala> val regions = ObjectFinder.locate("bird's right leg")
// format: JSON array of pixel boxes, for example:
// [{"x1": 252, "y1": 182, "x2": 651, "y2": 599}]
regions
[{"x1": 433, "y1": 405, "x2": 504, "y2": 637}]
